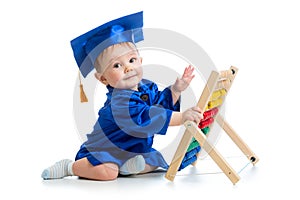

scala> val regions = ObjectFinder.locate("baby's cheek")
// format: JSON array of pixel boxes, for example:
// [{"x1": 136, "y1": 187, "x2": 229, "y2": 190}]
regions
[{"x1": 136, "y1": 67, "x2": 143, "y2": 77}]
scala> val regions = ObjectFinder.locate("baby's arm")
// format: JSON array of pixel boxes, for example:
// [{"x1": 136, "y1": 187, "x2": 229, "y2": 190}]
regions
[
  {"x1": 171, "y1": 65, "x2": 195, "y2": 105},
  {"x1": 169, "y1": 106, "x2": 203, "y2": 126}
]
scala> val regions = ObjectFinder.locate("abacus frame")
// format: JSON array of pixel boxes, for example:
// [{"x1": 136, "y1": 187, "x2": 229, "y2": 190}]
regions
[{"x1": 164, "y1": 66, "x2": 259, "y2": 184}]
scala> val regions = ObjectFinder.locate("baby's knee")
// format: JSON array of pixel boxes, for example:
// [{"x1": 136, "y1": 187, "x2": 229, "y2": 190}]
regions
[
  {"x1": 104, "y1": 166, "x2": 118, "y2": 180},
  {"x1": 95, "y1": 163, "x2": 118, "y2": 181}
]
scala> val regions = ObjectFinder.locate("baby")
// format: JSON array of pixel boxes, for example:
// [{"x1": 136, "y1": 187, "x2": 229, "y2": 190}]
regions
[{"x1": 41, "y1": 11, "x2": 202, "y2": 181}]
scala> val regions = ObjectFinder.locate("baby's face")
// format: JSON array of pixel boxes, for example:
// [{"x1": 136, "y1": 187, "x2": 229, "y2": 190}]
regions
[{"x1": 100, "y1": 50, "x2": 143, "y2": 90}]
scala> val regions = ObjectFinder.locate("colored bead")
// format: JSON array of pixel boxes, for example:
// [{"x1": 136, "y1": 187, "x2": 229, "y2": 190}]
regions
[
  {"x1": 201, "y1": 126, "x2": 210, "y2": 135},
  {"x1": 207, "y1": 98, "x2": 223, "y2": 109},
  {"x1": 187, "y1": 138, "x2": 200, "y2": 152},
  {"x1": 198, "y1": 117, "x2": 214, "y2": 129},
  {"x1": 210, "y1": 89, "x2": 227, "y2": 101},
  {"x1": 202, "y1": 107, "x2": 219, "y2": 121}
]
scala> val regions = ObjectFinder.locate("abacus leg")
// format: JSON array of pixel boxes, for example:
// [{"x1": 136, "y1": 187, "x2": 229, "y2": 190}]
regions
[
  {"x1": 216, "y1": 115, "x2": 259, "y2": 165},
  {"x1": 165, "y1": 130, "x2": 194, "y2": 181}
]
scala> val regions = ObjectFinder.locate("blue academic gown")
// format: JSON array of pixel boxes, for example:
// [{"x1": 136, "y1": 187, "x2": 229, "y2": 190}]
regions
[{"x1": 75, "y1": 79, "x2": 180, "y2": 169}]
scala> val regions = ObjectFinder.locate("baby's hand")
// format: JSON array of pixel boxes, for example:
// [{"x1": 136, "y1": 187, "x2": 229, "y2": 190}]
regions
[
  {"x1": 172, "y1": 65, "x2": 195, "y2": 93},
  {"x1": 182, "y1": 106, "x2": 203, "y2": 125}
]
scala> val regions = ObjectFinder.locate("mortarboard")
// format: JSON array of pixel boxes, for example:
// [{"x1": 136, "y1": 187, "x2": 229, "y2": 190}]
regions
[
  {"x1": 71, "y1": 11, "x2": 144, "y2": 78},
  {"x1": 70, "y1": 11, "x2": 144, "y2": 102}
]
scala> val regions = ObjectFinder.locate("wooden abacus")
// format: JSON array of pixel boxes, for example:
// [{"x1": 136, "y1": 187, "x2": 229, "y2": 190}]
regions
[{"x1": 165, "y1": 66, "x2": 259, "y2": 184}]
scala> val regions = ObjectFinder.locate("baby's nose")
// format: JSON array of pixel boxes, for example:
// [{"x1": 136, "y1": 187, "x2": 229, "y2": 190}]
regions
[{"x1": 124, "y1": 65, "x2": 133, "y2": 73}]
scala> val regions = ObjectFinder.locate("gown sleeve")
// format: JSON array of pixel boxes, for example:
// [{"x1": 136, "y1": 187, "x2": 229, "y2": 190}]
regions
[{"x1": 155, "y1": 85, "x2": 180, "y2": 112}]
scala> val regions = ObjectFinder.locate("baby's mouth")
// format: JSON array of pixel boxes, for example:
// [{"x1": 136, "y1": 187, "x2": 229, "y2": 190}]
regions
[{"x1": 124, "y1": 73, "x2": 137, "y2": 80}]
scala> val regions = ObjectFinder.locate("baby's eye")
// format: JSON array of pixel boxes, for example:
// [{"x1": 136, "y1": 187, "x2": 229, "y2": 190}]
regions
[
  {"x1": 129, "y1": 58, "x2": 136, "y2": 63},
  {"x1": 113, "y1": 63, "x2": 122, "y2": 68}
]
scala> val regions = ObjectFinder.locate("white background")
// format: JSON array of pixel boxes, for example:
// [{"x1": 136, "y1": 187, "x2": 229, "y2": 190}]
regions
[{"x1": 1, "y1": 0, "x2": 299, "y2": 199}]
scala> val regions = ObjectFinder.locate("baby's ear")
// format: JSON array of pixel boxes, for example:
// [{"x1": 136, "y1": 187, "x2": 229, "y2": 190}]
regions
[
  {"x1": 139, "y1": 57, "x2": 143, "y2": 64},
  {"x1": 94, "y1": 73, "x2": 108, "y2": 85}
]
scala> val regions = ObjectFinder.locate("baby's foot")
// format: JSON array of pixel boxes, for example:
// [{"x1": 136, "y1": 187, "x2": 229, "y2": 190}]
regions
[
  {"x1": 119, "y1": 155, "x2": 145, "y2": 175},
  {"x1": 41, "y1": 159, "x2": 73, "y2": 179}
]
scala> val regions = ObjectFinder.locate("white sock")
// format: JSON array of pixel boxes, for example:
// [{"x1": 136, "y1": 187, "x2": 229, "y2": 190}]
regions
[
  {"x1": 41, "y1": 159, "x2": 74, "y2": 179},
  {"x1": 119, "y1": 155, "x2": 145, "y2": 175}
]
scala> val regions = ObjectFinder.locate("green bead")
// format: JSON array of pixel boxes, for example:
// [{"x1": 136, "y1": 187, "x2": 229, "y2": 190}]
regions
[
  {"x1": 201, "y1": 127, "x2": 210, "y2": 135},
  {"x1": 187, "y1": 138, "x2": 200, "y2": 152}
]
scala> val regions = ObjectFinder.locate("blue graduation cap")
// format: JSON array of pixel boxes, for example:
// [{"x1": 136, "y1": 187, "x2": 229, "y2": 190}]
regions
[{"x1": 71, "y1": 11, "x2": 144, "y2": 78}]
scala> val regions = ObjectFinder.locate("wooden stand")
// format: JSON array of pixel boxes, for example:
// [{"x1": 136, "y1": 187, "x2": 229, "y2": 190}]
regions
[{"x1": 165, "y1": 66, "x2": 259, "y2": 184}]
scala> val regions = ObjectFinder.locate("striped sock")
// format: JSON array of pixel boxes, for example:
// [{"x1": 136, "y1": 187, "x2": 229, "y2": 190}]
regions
[
  {"x1": 119, "y1": 155, "x2": 145, "y2": 175},
  {"x1": 41, "y1": 159, "x2": 74, "y2": 179}
]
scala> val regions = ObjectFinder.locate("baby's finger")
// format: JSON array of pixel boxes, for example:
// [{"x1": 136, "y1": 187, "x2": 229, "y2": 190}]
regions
[
  {"x1": 193, "y1": 112, "x2": 203, "y2": 125},
  {"x1": 182, "y1": 69, "x2": 188, "y2": 78},
  {"x1": 188, "y1": 65, "x2": 194, "y2": 72},
  {"x1": 191, "y1": 106, "x2": 202, "y2": 113},
  {"x1": 187, "y1": 65, "x2": 194, "y2": 73},
  {"x1": 183, "y1": 65, "x2": 192, "y2": 76},
  {"x1": 192, "y1": 107, "x2": 203, "y2": 119}
]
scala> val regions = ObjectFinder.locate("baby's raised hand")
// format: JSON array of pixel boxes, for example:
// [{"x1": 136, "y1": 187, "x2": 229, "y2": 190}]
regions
[{"x1": 172, "y1": 65, "x2": 195, "y2": 93}]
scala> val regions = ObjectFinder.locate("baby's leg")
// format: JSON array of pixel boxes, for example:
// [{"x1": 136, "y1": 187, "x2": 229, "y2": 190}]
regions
[
  {"x1": 72, "y1": 157, "x2": 118, "y2": 181},
  {"x1": 41, "y1": 158, "x2": 119, "y2": 181}
]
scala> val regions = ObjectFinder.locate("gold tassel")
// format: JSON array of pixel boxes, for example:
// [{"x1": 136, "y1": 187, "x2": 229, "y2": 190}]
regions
[{"x1": 78, "y1": 71, "x2": 88, "y2": 103}]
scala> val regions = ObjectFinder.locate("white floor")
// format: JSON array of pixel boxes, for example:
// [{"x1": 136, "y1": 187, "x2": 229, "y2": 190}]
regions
[
  {"x1": 13, "y1": 152, "x2": 295, "y2": 200},
  {"x1": 7, "y1": 124, "x2": 298, "y2": 200},
  {"x1": 1, "y1": 1, "x2": 300, "y2": 199}
]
